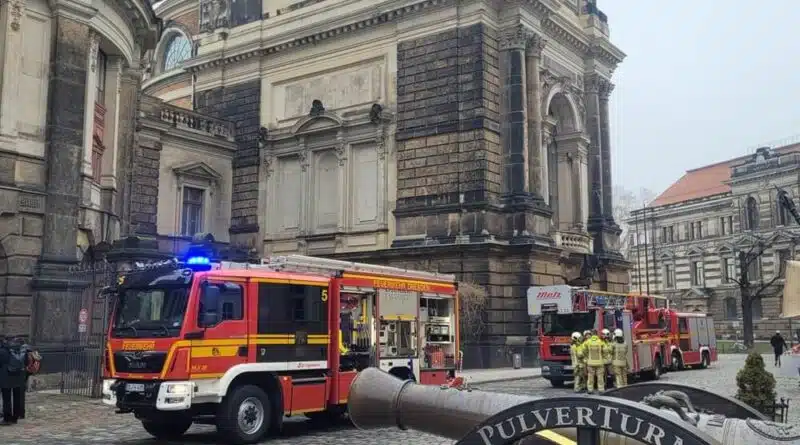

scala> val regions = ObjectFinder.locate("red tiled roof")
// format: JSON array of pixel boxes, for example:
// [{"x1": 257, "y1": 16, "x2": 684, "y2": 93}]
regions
[{"x1": 650, "y1": 143, "x2": 800, "y2": 207}]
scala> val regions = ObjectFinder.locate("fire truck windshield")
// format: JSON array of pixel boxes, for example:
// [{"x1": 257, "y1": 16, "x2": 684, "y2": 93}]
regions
[
  {"x1": 112, "y1": 286, "x2": 190, "y2": 338},
  {"x1": 541, "y1": 312, "x2": 596, "y2": 336}
]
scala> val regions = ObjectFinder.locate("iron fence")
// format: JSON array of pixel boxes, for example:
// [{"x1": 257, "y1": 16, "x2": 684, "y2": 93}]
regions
[
  {"x1": 460, "y1": 343, "x2": 540, "y2": 370},
  {"x1": 765, "y1": 397, "x2": 791, "y2": 423},
  {"x1": 34, "y1": 260, "x2": 117, "y2": 398}
]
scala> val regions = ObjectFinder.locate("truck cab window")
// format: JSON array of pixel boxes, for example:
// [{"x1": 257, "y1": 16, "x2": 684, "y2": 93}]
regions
[{"x1": 199, "y1": 282, "x2": 243, "y2": 327}]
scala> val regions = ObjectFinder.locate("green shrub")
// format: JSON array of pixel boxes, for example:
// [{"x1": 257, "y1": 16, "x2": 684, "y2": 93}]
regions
[{"x1": 735, "y1": 352, "x2": 777, "y2": 416}]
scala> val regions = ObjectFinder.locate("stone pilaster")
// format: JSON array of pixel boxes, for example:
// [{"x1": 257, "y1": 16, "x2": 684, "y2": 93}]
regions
[
  {"x1": 525, "y1": 33, "x2": 546, "y2": 200},
  {"x1": 32, "y1": 15, "x2": 92, "y2": 345},
  {"x1": 584, "y1": 74, "x2": 604, "y2": 233},
  {"x1": 499, "y1": 25, "x2": 528, "y2": 197},
  {"x1": 81, "y1": 30, "x2": 100, "y2": 177},
  {"x1": 599, "y1": 79, "x2": 616, "y2": 224},
  {"x1": 0, "y1": 0, "x2": 24, "y2": 138}
]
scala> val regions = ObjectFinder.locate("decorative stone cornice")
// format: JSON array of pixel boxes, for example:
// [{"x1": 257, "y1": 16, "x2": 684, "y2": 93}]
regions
[
  {"x1": 500, "y1": 25, "x2": 530, "y2": 51},
  {"x1": 517, "y1": 0, "x2": 562, "y2": 19},
  {"x1": 185, "y1": 0, "x2": 453, "y2": 73}
]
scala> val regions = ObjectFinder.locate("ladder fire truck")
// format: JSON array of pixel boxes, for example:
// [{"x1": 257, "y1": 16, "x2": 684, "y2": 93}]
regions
[
  {"x1": 101, "y1": 254, "x2": 459, "y2": 444},
  {"x1": 528, "y1": 285, "x2": 673, "y2": 388}
]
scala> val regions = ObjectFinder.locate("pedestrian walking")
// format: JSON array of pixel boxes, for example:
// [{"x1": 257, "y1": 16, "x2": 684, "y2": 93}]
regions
[
  {"x1": 0, "y1": 337, "x2": 28, "y2": 425},
  {"x1": 770, "y1": 330, "x2": 789, "y2": 367}
]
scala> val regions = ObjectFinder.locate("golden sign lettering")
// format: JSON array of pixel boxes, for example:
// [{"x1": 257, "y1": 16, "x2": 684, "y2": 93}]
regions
[
  {"x1": 372, "y1": 279, "x2": 432, "y2": 293},
  {"x1": 121, "y1": 341, "x2": 155, "y2": 351},
  {"x1": 190, "y1": 364, "x2": 208, "y2": 372}
]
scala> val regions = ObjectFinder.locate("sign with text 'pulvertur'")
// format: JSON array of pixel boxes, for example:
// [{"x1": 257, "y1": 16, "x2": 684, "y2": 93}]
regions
[{"x1": 457, "y1": 396, "x2": 717, "y2": 445}]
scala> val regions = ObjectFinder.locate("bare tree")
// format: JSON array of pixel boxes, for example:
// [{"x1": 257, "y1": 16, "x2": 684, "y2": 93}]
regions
[
  {"x1": 729, "y1": 234, "x2": 783, "y2": 348},
  {"x1": 457, "y1": 282, "x2": 488, "y2": 343}
]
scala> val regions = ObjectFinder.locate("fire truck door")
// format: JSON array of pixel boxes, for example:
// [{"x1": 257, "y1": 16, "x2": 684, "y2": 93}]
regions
[
  {"x1": 191, "y1": 280, "x2": 249, "y2": 379},
  {"x1": 622, "y1": 312, "x2": 635, "y2": 370}
]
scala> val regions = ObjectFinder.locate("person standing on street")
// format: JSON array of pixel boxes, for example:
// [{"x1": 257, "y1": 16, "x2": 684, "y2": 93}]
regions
[
  {"x1": 570, "y1": 332, "x2": 585, "y2": 393},
  {"x1": 584, "y1": 330, "x2": 608, "y2": 394},
  {"x1": 770, "y1": 330, "x2": 789, "y2": 367},
  {"x1": 611, "y1": 329, "x2": 629, "y2": 388},
  {"x1": 0, "y1": 337, "x2": 27, "y2": 425}
]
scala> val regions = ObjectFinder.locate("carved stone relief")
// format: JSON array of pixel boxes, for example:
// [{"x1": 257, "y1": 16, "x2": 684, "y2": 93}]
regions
[
  {"x1": 89, "y1": 31, "x2": 101, "y2": 73},
  {"x1": 9, "y1": 0, "x2": 24, "y2": 32},
  {"x1": 199, "y1": 0, "x2": 230, "y2": 33},
  {"x1": 280, "y1": 63, "x2": 383, "y2": 120},
  {"x1": 526, "y1": 33, "x2": 546, "y2": 57},
  {"x1": 499, "y1": 25, "x2": 530, "y2": 50}
]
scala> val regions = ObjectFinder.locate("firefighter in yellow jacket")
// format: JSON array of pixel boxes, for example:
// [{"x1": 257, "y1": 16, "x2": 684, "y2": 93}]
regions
[
  {"x1": 581, "y1": 330, "x2": 592, "y2": 384},
  {"x1": 569, "y1": 332, "x2": 585, "y2": 392},
  {"x1": 584, "y1": 330, "x2": 609, "y2": 393},
  {"x1": 601, "y1": 328, "x2": 613, "y2": 386},
  {"x1": 611, "y1": 328, "x2": 629, "y2": 388}
]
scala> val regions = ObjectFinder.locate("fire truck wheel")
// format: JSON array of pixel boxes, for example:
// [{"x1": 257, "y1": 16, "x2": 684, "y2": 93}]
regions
[
  {"x1": 671, "y1": 351, "x2": 684, "y2": 371},
  {"x1": 650, "y1": 356, "x2": 662, "y2": 380},
  {"x1": 699, "y1": 351, "x2": 710, "y2": 369},
  {"x1": 141, "y1": 417, "x2": 192, "y2": 439},
  {"x1": 549, "y1": 379, "x2": 566, "y2": 388},
  {"x1": 217, "y1": 384, "x2": 272, "y2": 444}
]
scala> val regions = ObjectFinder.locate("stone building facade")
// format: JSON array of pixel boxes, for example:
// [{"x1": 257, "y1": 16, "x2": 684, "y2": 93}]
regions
[
  {"x1": 628, "y1": 144, "x2": 800, "y2": 340},
  {"x1": 138, "y1": 0, "x2": 629, "y2": 357},
  {"x1": 0, "y1": 0, "x2": 236, "y2": 350}
]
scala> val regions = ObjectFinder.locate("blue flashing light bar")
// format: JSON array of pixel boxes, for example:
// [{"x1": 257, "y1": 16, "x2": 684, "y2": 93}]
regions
[{"x1": 186, "y1": 256, "x2": 211, "y2": 265}]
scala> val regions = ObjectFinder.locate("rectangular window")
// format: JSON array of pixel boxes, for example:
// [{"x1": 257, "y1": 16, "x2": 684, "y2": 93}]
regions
[
  {"x1": 695, "y1": 221, "x2": 702, "y2": 239},
  {"x1": 690, "y1": 261, "x2": 703, "y2": 286},
  {"x1": 688, "y1": 222, "x2": 695, "y2": 241},
  {"x1": 198, "y1": 282, "x2": 244, "y2": 327},
  {"x1": 256, "y1": 283, "x2": 328, "y2": 334},
  {"x1": 746, "y1": 254, "x2": 761, "y2": 281},
  {"x1": 720, "y1": 217, "x2": 726, "y2": 235},
  {"x1": 722, "y1": 258, "x2": 736, "y2": 283},
  {"x1": 662, "y1": 264, "x2": 675, "y2": 288},
  {"x1": 728, "y1": 216, "x2": 733, "y2": 234},
  {"x1": 96, "y1": 50, "x2": 107, "y2": 104},
  {"x1": 181, "y1": 187, "x2": 204, "y2": 236},
  {"x1": 668, "y1": 226, "x2": 674, "y2": 243}
]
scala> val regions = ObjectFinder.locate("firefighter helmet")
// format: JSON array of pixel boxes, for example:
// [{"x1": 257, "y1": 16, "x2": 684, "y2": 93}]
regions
[
  {"x1": 583, "y1": 330, "x2": 592, "y2": 338},
  {"x1": 601, "y1": 328, "x2": 611, "y2": 338},
  {"x1": 614, "y1": 328, "x2": 623, "y2": 338},
  {"x1": 571, "y1": 331, "x2": 582, "y2": 342}
]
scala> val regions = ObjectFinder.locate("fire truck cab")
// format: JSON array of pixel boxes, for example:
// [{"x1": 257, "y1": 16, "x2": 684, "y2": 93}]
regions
[
  {"x1": 528, "y1": 285, "x2": 670, "y2": 388},
  {"x1": 101, "y1": 255, "x2": 459, "y2": 444}
]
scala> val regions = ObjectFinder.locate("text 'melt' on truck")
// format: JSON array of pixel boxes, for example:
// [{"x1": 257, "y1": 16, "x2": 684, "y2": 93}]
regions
[
  {"x1": 100, "y1": 254, "x2": 459, "y2": 444},
  {"x1": 528, "y1": 285, "x2": 717, "y2": 388}
]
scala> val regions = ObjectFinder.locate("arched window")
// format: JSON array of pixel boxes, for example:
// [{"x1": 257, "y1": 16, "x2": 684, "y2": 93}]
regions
[
  {"x1": 745, "y1": 196, "x2": 759, "y2": 230},
  {"x1": 163, "y1": 34, "x2": 192, "y2": 71},
  {"x1": 724, "y1": 298, "x2": 737, "y2": 320}
]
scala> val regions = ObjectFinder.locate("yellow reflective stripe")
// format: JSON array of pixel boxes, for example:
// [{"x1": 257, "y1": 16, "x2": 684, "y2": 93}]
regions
[{"x1": 535, "y1": 430, "x2": 577, "y2": 445}]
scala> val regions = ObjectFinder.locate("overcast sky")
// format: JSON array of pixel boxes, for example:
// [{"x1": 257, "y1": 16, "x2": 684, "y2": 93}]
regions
[{"x1": 604, "y1": 1, "x2": 800, "y2": 196}]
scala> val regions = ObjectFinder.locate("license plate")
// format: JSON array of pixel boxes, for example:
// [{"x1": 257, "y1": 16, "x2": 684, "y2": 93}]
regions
[{"x1": 126, "y1": 383, "x2": 145, "y2": 393}]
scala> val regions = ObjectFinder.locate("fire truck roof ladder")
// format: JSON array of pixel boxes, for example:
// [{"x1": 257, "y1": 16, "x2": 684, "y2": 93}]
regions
[{"x1": 220, "y1": 255, "x2": 457, "y2": 283}]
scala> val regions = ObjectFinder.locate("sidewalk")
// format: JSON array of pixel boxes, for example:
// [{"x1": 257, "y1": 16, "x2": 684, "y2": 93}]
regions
[{"x1": 460, "y1": 367, "x2": 541, "y2": 384}]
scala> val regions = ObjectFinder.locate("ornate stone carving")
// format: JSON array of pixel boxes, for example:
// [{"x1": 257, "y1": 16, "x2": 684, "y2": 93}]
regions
[
  {"x1": 199, "y1": 0, "x2": 230, "y2": 33},
  {"x1": 583, "y1": 73, "x2": 603, "y2": 94},
  {"x1": 598, "y1": 79, "x2": 615, "y2": 100},
  {"x1": 369, "y1": 103, "x2": 383, "y2": 124},
  {"x1": 309, "y1": 99, "x2": 325, "y2": 117},
  {"x1": 89, "y1": 31, "x2": 101, "y2": 73},
  {"x1": 499, "y1": 25, "x2": 530, "y2": 51},
  {"x1": 257, "y1": 126, "x2": 269, "y2": 147},
  {"x1": 526, "y1": 33, "x2": 546, "y2": 57},
  {"x1": 262, "y1": 154, "x2": 274, "y2": 178},
  {"x1": 375, "y1": 126, "x2": 387, "y2": 160},
  {"x1": 298, "y1": 149, "x2": 309, "y2": 172},
  {"x1": 334, "y1": 143, "x2": 346, "y2": 166},
  {"x1": 9, "y1": 0, "x2": 24, "y2": 32}
]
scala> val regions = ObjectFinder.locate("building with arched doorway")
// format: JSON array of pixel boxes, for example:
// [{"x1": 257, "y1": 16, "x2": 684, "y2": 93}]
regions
[{"x1": 137, "y1": 0, "x2": 629, "y2": 362}]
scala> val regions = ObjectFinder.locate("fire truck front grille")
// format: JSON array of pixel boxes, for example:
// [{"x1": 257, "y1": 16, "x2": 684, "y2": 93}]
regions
[
  {"x1": 113, "y1": 351, "x2": 167, "y2": 374},
  {"x1": 549, "y1": 344, "x2": 571, "y2": 357}
]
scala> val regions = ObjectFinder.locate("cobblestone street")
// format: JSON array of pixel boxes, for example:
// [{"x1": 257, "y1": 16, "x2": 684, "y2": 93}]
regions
[{"x1": 2, "y1": 354, "x2": 797, "y2": 444}]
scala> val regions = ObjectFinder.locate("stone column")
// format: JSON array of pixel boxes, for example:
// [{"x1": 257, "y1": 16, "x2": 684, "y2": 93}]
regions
[
  {"x1": 32, "y1": 14, "x2": 92, "y2": 345},
  {"x1": 116, "y1": 65, "x2": 142, "y2": 236},
  {"x1": 0, "y1": 0, "x2": 24, "y2": 137},
  {"x1": 525, "y1": 33, "x2": 546, "y2": 200},
  {"x1": 599, "y1": 79, "x2": 616, "y2": 224},
  {"x1": 499, "y1": 25, "x2": 529, "y2": 196},
  {"x1": 584, "y1": 74, "x2": 604, "y2": 229}
]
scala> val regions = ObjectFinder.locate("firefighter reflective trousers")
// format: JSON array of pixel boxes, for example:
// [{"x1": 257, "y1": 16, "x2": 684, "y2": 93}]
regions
[
  {"x1": 612, "y1": 365, "x2": 628, "y2": 388},
  {"x1": 573, "y1": 365, "x2": 585, "y2": 392},
  {"x1": 586, "y1": 365, "x2": 605, "y2": 393}
]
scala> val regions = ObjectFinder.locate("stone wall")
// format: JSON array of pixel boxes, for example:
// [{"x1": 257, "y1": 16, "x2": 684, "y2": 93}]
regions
[
  {"x1": 394, "y1": 23, "x2": 505, "y2": 244},
  {"x1": 194, "y1": 80, "x2": 261, "y2": 233},
  {"x1": 130, "y1": 142, "x2": 161, "y2": 234}
]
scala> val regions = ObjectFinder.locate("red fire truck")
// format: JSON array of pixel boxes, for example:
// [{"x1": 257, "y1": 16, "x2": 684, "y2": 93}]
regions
[
  {"x1": 528, "y1": 285, "x2": 673, "y2": 388},
  {"x1": 100, "y1": 255, "x2": 459, "y2": 444},
  {"x1": 663, "y1": 311, "x2": 718, "y2": 371}
]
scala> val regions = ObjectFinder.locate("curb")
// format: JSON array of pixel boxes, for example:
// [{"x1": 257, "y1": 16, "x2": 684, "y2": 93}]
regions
[{"x1": 469, "y1": 374, "x2": 543, "y2": 385}]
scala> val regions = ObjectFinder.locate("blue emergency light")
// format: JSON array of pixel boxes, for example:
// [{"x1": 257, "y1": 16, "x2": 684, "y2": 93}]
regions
[{"x1": 186, "y1": 256, "x2": 211, "y2": 265}]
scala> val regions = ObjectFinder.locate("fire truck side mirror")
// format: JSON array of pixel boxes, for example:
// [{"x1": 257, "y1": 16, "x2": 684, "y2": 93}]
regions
[{"x1": 199, "y1": 312, "x2": 221, "y2": 328}]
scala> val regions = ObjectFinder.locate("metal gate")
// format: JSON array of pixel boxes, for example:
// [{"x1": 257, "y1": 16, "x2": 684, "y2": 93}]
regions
[{"x1": 52, "y1": 260, "x2": 117, "y2": 397}]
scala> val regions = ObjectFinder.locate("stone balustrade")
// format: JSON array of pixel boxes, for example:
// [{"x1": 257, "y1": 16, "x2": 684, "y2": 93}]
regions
[
  {"x1": 553, "y1": 230, "x2": 593, "y2": 254},
  {"x1": 159, "y1": 105, "x2": 235, "y2": 140}
]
